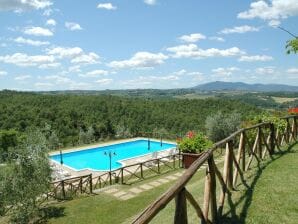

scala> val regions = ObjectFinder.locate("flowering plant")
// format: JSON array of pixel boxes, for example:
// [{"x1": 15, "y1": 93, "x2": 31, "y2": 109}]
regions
[{"x1": 178, "y1": 131, "x2": 212, "y2": 153}]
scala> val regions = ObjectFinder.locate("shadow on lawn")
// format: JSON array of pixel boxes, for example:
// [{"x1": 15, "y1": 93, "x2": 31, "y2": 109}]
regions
[
  {"x1": 219, "y1": 142, "x2": 297, "y2": 224},
  {"x1": 38, "y1": 206, "x2": 66, "y2": 223}
]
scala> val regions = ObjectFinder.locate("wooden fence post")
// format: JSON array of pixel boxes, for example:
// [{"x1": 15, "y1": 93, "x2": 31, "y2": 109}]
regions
[
  {"x1": 269, "y1": 123, "x2": 275, "y2": 154},
  {"x1": 174, "y1": 187, "x2": 188, "y2": 224},
  {"x1": 208, "y1": 155, "x2": 218, "y2": 224},
  {"x1": 286, "y1": 118, "x2": 290, "y2": 144},
  {"x1": 203, "y1": 167, "x2": 211, "y2": 221},
  {"x1": 79, "y1": 177, "x2": 83, "y2": 194},
  {"x1": 257, "y1": 127, "x2": 262, "y2": 159},
  {"x1": 121, "y1": 168, "x2": 124, "y2": 184},
  {"x1": 227, "y1": 141, "x2": 234, "y2": 190},
  {"x1": 89, "y1": 174, "x2": 93, "y2": 193},
  {"x1": 61, "y1": 180, "x2": 66, "y2": 200},
  {"x1": 140, "y1": 163, "x2": 144, "y2": 179},
  {"x1": 233, "y1": 132, "x2": 245, "y2": 187}
]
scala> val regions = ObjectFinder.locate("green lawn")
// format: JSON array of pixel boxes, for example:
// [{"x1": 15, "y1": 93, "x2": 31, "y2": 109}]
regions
[{"x1": 44, "y1": 143, "x2": 298, "y2": 224}]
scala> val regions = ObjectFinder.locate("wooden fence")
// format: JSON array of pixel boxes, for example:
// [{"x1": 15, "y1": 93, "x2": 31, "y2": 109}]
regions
[
  {"x1": 132, "y1": 115, "x2": 298, "y2": 224},
  {"x1": 47, "y1": 174, "x2": 93, "y2": 200},
  {"x1": 48, "y1": 152, "x2": 181, "y2": 200}
]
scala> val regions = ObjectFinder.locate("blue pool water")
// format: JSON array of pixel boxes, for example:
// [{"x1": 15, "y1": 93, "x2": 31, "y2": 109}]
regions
[{"x1": 50, "y1": 139, "x2": 176, "y2": 171}]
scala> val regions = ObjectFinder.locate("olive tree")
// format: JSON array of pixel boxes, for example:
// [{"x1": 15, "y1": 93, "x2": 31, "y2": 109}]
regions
[
  {"x1": 205, "y1": 111, "x2": 241, "y2": 142},
  {"x1": 0, "y1": 130, "x2": 51, "y2": 223}
]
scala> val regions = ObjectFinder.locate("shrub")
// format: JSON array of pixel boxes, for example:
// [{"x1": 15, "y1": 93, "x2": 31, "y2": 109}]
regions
[
  {"x1": 178, "y1": 131, "x2": 212, "y2": 153},
  {"x1": 205, "y1": 111, "x2": 241, "y2": 142}
]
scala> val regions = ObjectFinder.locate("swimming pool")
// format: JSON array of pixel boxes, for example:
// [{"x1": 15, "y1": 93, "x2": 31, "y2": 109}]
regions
[{"x1": 50, "y1": 139, "x2": 176, "y2": 171}]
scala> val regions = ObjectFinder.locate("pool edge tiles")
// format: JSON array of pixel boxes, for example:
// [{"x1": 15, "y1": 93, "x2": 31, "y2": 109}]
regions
[{"x1": 50, "y1": 138, "x2": 177, "y2": 172}]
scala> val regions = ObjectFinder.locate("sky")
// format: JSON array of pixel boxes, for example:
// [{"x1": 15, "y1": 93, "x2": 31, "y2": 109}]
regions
[{"x1": 0, "y1": 0, "x2": 297, "y2": 91}]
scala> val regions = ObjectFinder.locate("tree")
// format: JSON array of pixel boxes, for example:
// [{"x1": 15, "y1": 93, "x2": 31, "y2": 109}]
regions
[
  {"x1": 286, "y1": 38, "x2": 298, "y2": 54},
  {"x1": 277, "y1": 26, "x2": 298, "y2": 54},
  {"x1": 205, "y1": 111, "x2": 241, "y2": 142},
  {"x1": 0, "y1": 130, "x2": 51, "y2": 223},
  {"x1": 0, "y1": 130, "x2": 18, "y2": 162}
]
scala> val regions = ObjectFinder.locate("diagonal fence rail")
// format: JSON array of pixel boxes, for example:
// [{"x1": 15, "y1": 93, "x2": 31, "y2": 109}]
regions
[{"x1": 132, "y1": 115, "x2": 298, "y2": 224}]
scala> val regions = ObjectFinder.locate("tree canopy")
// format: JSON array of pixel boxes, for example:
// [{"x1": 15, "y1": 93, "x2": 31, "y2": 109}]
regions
[{"x1": 286, "y1": 38, "x2": 298, "y2": 54}]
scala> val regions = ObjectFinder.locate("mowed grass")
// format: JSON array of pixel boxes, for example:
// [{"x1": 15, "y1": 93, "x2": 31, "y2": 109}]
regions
[{"x1": 46, "y1": 143, "x2": 298, "y2": 224}]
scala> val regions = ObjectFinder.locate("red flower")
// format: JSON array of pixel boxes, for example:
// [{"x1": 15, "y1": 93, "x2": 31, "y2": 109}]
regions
[
  {"x1": 288, "y1": 108, "x2": 298, "y2": 114},
  {"x1": 186, "y1": 131, "x2": 195, "y2": 139}
]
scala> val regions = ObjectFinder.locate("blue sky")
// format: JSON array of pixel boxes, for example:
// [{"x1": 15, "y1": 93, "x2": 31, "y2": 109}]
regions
[{"x1": 0, "y1": 0, "x2": 297, "y2": 90}]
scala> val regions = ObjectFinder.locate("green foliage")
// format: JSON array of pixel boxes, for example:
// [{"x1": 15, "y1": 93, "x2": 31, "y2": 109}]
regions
[
  {"x1": 0, "y1": 91, "x2": 261, "y2": 148},
  {"x1": 0, "y1": 130, "x2": 51, "y2": 223},
  {"x1": 178, "y1": 132, "x2": 212, "y2": 153},
  {"x1": 252, "y1": 113, "x2": 287, "y2": 133},
  {"x1": 0, "y1": 130, "x2": 18, "y2": 162},
  {"x1": 286, "y1": 38, "x2": 298, "y2": 54},
  {"x1": 205, "y1": 111, "x2": 241, "y2": 142}
]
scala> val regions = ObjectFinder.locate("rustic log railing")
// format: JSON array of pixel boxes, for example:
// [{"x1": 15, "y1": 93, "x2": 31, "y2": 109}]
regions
[
  {"x1": 132, "y1": 115, "x2": 298, "y2": 224},
  {"x1": 47, "y1": 174, "x2": 93, "y2": 200}
]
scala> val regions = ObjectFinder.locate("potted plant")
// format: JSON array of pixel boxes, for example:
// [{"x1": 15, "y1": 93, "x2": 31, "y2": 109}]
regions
[{"x1": 178, "y1": 131, "x2": 212, "y2": 168}]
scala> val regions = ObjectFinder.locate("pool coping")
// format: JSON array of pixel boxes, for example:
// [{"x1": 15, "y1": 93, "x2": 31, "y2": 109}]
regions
[{"x1": 49, "y1": 137, "x2": 177, "y2": 173}]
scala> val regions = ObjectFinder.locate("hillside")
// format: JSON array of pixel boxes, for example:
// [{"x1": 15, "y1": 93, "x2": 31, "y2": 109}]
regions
[{"x1": 193, "y1": 81, "x2": 298, "y2": 92}]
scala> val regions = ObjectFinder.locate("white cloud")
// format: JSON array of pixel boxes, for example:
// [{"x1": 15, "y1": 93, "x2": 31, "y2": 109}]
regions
[
  {"x1": 43, "y1": 8, "x2": 52, "y2": 16},
  {"x1": 179, "y1": 33, "x2": 206, "y2": 43},
  {"x1": 209, "y1": 36, "x2": 225, "y2": 42},
  {"x1": 24, "y1": 26, "x2": 53, "y2": 36},
  {"x1": 46, "y1": 47, "x2": 83, "y2": 58},
  {"x1": 287, "y1": 68, "x2": 298, "y2": 74},
  {"x1": 238, "y1": 55, "x2": 273, "y2": 62},
  {"x1": 144, "y1": 0, "x2": 157, "y2": 5},
  {"x1": 44, "y1": 75, "x2": 72, "y2": 84},
  {"x1": 14, "y1": 75, "x2": 31, "y2": 81},
  {"x1": 0, "y1": 0, "x2": 52, "y2": 12},
  {"x1": 65, "y1": 22, "x2": 82, "y2": 31},
  {"x1": 46, "y1": 19, "x2": 56, "y2": 26},
  {"x1": 220, "y1": 25, "x2": 260, "y2": 34},
  {"x1": 71, "y1": 52, "x2": 99, "y2": 64},
  {"x1": 166, "y1": 44, "x2": 245, "y2": 59},
  {"x1": 212, "y1": 67, "x2": 240, "y2": 76},
  {"x1": 39, "y1": 62, "x2": 60, "y2": 69},
  {"x1": 13, "y1": 36, "x2": 50, "y2": 46},
  {"x1": 34, "y1": 82, "x2": 53, "y2": 88},
  {"x1": 268, "y1": 20, "x2": 281, "y2": 27},
  {"x1": 109, "y1": 52, "x2": 168, "y2": 69},
  {"x1": 96, "y1": 78, "x2": 113, "y2": 85},
  {"x1": 68, "y1": 65, "x2": 81, "y2": 73},
  {"x1": 0, "y1": 53, "x2": 55, "y2": 67},
  {"x1": 255, "y1": 66, "x2": 275, "y2": 74},
  {"x1": 46, "y1": 47, "x2": 100, "y2": 64},
  {"x1": 97, "y1": 3, "x2": 117, "y2": 10},
  {"x1": 238, "y1": 0, "x2": 298, "y2": 25},
  {"x1": 0, "y1": 70, "x2": 7, "y2": 76},
  {"x1": 80, "y1": 69, "x2": 108, "y2": 77}
]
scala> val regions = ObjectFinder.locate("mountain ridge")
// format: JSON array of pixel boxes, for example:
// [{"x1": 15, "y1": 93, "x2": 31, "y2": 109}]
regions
[{"x1": 192, "y1": 81, "x2": 298, "y2": 92}]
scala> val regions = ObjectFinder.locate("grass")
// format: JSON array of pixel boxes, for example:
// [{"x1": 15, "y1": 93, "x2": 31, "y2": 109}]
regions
[
  {"x1": 46, "y1": 169, "x2": 190, "y2": 224},
  {"x1": 221, "y1": 142, "x2": 298, "y2": 224},
  {"x1": 42, "y1": 143, "x2": 298, "y2": 223}
]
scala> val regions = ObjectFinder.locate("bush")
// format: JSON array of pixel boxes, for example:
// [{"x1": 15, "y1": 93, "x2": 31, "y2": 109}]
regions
[
  {"x1": 178, "y1": 131, "x2": 212, "y2": 153},
  {"x1": 205, "y1": 111, "x2": 241, "y2": 142}
]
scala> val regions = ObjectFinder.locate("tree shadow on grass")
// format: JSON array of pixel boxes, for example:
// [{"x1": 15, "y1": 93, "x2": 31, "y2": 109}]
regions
[
  {"x1": 219, "y1": 142, "x2": 297, "y2": 224},
  {"x1": 37, "y1": 206, "x2": 66, "y2": 223}
]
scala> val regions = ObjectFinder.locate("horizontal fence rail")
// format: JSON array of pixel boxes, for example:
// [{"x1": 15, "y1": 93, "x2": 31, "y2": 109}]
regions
[{"x1": 132, "y1": 115, "x2": 298, "y2": 224}]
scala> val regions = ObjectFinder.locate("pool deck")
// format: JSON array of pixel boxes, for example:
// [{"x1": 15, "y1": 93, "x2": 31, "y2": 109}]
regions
[{"x1": 50, "y1": 137, "x2": 177, "y2": 181}]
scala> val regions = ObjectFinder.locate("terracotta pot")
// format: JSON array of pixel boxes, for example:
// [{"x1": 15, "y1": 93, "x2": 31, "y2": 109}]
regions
[{"x1": 182, "y1": 152, "x2": 203, "y2": 169}]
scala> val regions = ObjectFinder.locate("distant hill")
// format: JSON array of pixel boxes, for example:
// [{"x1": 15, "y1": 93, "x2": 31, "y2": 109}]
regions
[{"x1": 193, "y1": 81, "x2": 298, "y2": 92}]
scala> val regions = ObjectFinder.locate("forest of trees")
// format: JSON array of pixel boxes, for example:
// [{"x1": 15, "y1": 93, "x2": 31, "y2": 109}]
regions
[{"x1": 0, "y1": 90, "x2": 262, "y2": 149}]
